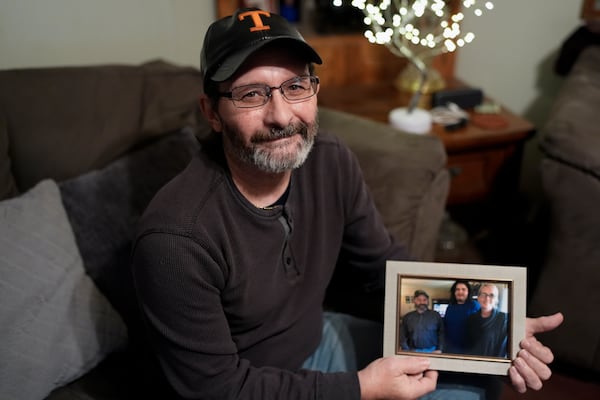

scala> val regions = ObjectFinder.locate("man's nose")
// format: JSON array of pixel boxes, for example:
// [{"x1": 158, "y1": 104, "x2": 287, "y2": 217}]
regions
[{"x1": 263, "y1": 89, "x2": 294, "y2": 126}]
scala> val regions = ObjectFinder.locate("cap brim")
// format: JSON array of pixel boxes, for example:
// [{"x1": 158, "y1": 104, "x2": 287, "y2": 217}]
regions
[{"x1": 210, "y1": 37, "x2": 322, "y2": 83}]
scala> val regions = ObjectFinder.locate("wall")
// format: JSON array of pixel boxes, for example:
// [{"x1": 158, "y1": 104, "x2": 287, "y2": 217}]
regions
[
  {"x1": 0, "y1": 0, "x2": 584, "y2": 201},
  {"x1": 0, "y1": 0, "x2": 217, "y2": 70}
]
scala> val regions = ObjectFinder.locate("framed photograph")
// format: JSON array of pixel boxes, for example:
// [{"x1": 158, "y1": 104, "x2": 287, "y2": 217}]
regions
[{"x1": 383, "y1": 261, "x2": 526, "y2": 376}]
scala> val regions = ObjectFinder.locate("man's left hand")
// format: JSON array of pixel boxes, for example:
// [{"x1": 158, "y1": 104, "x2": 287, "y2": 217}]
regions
[{"x1": 509, "y1": 312, "x2": 564, "y2": 393}]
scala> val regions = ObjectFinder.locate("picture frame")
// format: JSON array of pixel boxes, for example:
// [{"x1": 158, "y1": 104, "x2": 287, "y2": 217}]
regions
[{"x1": 383, "y1": 261, "x2": 526, "y2": 376}]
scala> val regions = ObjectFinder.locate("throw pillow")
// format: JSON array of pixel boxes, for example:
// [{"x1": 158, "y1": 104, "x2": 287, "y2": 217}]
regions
[
  {"x1": 59, "y1": 128, "x2": 201, "y2": 336},
  {"x1": 0, "y1": 179, "x2": 128, "y2": 400}
]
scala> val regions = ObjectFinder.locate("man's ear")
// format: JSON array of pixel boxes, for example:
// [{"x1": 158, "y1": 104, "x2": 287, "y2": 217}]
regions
[{"x1": 199, "y1": 94, "x2": 223, "y2": 132}]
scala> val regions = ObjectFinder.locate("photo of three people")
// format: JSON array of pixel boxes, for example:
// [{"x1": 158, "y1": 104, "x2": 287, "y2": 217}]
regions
[{"x1": 398, "y1": 279, "x2": 509, "y2": 359}]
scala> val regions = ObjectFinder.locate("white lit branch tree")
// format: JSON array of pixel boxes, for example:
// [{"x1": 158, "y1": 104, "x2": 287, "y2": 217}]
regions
[{"x1": 342, "y1": 0, "x2": 494, "y2": 109}]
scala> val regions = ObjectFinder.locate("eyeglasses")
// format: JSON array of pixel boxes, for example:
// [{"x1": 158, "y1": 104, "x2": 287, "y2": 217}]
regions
[
  {"x1": 478, "y1": 292, "x2": 496, "y2": 299},
  {"x1": 218, "y1": 75, "x2": 319, "y2": 108}
]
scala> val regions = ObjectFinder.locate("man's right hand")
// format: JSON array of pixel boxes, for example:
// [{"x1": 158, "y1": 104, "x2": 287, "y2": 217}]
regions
[{"x1": 357, "y1": 356, "x2": 438, "y2": 400}]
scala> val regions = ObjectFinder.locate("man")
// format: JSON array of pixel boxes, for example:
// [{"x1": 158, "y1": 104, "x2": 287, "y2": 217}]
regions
[
  {"x1": 467, "y1": 283, "x2": 509, "y2": 358},
  {"x1": 131, "y1": 7, "x2": 563, "y2": 399},
  {"x1": 444, "y1": 280, "x2": 480, "y2": 354},
  {"x1": 400, "y1": 290, "x2": 444, "y2": 353}
]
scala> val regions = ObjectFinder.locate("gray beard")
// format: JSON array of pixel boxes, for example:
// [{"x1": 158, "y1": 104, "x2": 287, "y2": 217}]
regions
[{"x1": 223, "y1": 119, "x2": 318, "y2": 174}]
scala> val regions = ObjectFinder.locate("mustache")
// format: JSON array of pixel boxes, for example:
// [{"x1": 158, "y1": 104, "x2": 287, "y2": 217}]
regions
[{"x1": 250, "y1": 123, "x2": 308, "y2": 144}]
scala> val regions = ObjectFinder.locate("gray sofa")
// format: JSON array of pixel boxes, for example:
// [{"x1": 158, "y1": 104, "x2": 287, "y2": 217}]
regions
[
  {"x1": 0, "y1": 60, "x2": 449, "y2": 399},
  {"x1": 529, "y1": 45, "x2": 600, "y2": 374}
]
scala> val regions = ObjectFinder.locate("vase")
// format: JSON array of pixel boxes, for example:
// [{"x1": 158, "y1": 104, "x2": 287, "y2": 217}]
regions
[{"x1": 394, "y1": 58, "x2": 446, "y2": 109}]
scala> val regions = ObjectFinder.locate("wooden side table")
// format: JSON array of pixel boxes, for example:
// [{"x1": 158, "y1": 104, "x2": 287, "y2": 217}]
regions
[{"x1": 317, "y1": 79, "x2": 535, "y2": 206}]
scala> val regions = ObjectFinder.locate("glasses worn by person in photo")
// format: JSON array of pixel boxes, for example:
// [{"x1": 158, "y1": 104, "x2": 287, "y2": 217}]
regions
[
  {"x1": 478, "y1": 292, "x2": 495, "y2": 299},
  {"x1": 218, "y1": 75, "x2": 319, "y2": 108}
]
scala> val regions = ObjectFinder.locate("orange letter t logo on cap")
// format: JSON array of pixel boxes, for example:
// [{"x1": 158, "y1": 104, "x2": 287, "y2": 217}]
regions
[{"x1": 238, "y1": 10, "x2": 271, "y2": 32}]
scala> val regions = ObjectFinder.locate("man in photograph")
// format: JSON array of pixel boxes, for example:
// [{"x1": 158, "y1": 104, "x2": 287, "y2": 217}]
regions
[
  {"x1": 466, "y1": 283, "x2": 508, "y2": 358},
  {"x1": 400, "y1": 290, "x2": 445, "y2": 353}
]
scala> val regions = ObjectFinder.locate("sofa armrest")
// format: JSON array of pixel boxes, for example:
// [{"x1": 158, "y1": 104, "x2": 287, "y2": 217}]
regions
[
  {"x1": 318, "y1": 106, "x2": 449, "y2": 261},
  {"x1": 529, "y1": 46, "x2": 600, "y2": 374}
]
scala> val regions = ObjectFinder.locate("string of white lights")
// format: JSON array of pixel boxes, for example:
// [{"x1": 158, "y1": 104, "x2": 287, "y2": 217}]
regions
[{"x1": 340, "y1": 0, "x2": 494, "y2": 59}]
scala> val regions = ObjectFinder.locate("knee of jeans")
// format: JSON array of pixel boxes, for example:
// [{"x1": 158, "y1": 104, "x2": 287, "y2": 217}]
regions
[{"x1": 422, "y1": 384, "x2": 486, "y2": 400}]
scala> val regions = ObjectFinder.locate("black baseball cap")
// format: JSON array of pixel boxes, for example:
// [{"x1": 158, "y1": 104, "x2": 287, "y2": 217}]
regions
[
  {"x1": 200, "y1": 8, "x2": 322, "y2": 86},
  {"x1": 414, "y1": 290, "x2": 429, "y2": 299}
]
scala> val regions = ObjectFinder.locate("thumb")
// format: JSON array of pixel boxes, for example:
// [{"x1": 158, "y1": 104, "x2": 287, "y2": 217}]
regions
[{"x1": 526, "y1": 312, "x2": 564, "y2": 335}]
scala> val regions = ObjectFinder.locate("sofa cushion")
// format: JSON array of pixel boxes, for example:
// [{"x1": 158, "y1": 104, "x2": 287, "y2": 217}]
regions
[
  {"x1": 140, "y1": 60, "x2": 203, "y2": 135},
  {"x1": 0, "y1": 179, "x2": 128, "y2": 400},
  {"x1": 0, "y1": 65, "x2": 145, "y2": 191},
  {"x1": 58, "y1": 128, "x2": 202, "y2": 332},
  {"x1": 0, "y1": 60, "x2": 203, "y2": 193},
  {"x1": 0, "y1": 112, "x2": 18, "y2": 200}
]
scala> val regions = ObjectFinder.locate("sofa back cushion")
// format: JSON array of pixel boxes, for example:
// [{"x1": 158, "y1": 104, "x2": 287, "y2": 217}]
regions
[
  {"x1": 140, "y1": 60, "x2": 203, "y2": 135},
  {"x1": 0, "y1": 60, "x2": 203, "y2": 193},
  {"x1": 0, "y1": 65, "x2": 144, "y2": 190}
]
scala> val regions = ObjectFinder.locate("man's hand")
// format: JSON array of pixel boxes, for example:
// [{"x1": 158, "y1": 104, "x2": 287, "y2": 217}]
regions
[
  {"x1": 509, "y1": 312, "x2": 564, "y2": 393},
  {"x1": 358, "y1": 356, "x2": 438, "y2": 400}
]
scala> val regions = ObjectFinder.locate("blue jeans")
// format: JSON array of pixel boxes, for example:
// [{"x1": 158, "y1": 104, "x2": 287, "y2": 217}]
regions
[{"x1": 302, "y1": 312, "x2": 487, "y2": 400}]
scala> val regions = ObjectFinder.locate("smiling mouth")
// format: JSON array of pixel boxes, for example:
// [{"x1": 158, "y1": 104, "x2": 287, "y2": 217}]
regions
[
  {"x1": 253, "y1": 134, "x2": 301, "y2": 150},
  {"x1": 253, "y1": 132, "x2": 296, "y2": 144},
  {"x1": 251, "y1": 123, "x2": 308, "y2": 144},
  {"x1": 266, "y1": 134, "x2": 295, "y2": 142}
]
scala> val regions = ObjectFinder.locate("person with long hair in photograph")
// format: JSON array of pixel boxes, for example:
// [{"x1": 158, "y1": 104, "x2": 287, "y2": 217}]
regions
[{"x1": 444, "y1": 280, "x2": 481, "y2": 354}]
